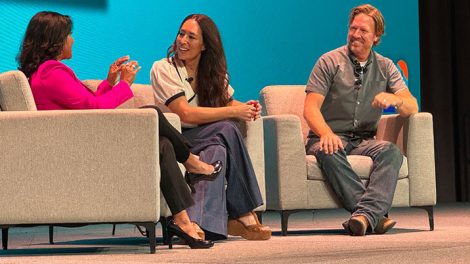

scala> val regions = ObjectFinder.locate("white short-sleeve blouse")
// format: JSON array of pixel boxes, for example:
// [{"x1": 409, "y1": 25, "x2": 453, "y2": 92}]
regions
[{"x1": 151, "y1": 57, "x2": 234, "y2": 105}]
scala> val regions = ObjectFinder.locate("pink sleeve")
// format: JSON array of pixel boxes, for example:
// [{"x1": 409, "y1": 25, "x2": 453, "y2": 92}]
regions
[
  {"x1": 95, "y1": 80, "x2": 113, "y2": 95},
  {"x1": 40, "y1": 63, "x2": 134, "y2": 109}
]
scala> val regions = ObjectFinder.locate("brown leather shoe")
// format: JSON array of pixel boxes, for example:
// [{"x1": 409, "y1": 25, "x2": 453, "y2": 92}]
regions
[
  {"x1": 342, "y1": 220, "x2": 352, "y2": 235},
  {"x1": 374, "y1": 217, "x2": 396, "y2": 234},
  {"x1": 348, "y1": 215, "x2": 369, "y2": 236}
]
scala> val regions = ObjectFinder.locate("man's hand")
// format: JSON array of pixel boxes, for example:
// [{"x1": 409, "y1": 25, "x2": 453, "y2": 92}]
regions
[
  {"x1": 319, "y1": 132, "x2": 344, "y2": 155},
  {"x1": 372, "y1": 92, "x2": 403, "y2": 110}
]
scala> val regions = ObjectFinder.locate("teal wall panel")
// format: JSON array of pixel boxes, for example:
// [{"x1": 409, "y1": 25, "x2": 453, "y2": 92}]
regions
[{"x1": 0, "y1": 0, "x2": 420, "y2": 104}]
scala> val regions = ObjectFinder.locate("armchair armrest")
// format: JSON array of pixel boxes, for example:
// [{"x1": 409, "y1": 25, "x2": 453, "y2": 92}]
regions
[
  {"x1": 235, "y1": 118, "x2": 266, "y2": 211},
  {"x1": 164, "y1": 112, "x2": 182, "y2": 132},
  {"x1": 262, "y1": 114, "x2": 308, "y2": 210},
  {"x1": 0, "y1": 109, "x2": 160, "y2": 225},
  {"x1": 377, "y1": 112, "x2": 436, "y2": 206}
]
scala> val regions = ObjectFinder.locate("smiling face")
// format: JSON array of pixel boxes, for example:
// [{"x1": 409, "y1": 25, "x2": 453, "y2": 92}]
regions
[
  {"x1": 347, "y1": 13, "x2": 378, "y2": 61},
  {"x1": 175, "y1": 19, "x2": 205, "y2": 65}
]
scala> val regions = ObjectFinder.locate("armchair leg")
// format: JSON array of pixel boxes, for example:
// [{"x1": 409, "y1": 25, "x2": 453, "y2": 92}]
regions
[
  {"x1": 415, "y1": 206, "x2": 434, "y2": 231},
  {"x1": 280, "y1": 210, "x2": 313, "y2": 236},
  {"x1": 135, "y1": 225, "x2": 149, "y2": 238},
  {"x1": 2, "y1": 228, "x2": 8, "y2": 250},
  {"x1": 142, "y1": 223, "x2": 156, "y2": 254},
  {"x1": 49, "y1": 225, "x2": 54, "y2": 244},
  {"x1": 280, "y1": 210, "x2": 299, "y2": 236},
  {"x1": 159, "y1": 217, "x2": 170, "y2": 245},
  {"x1": 112, "y1": 224, "x2": 117, "y2": 236}
]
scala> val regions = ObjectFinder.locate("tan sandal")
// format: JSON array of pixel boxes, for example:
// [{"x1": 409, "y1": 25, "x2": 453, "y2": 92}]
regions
[{"x1": 228, "y1": 212, "x2": 271, "y2": 240}]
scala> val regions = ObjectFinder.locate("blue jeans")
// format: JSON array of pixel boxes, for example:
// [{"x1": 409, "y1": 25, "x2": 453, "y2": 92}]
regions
[{"x1": 306, "y1": 136, "x2": 403, "y2": 229}]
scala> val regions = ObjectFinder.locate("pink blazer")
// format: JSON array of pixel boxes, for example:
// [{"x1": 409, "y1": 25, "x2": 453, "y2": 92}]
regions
[{"x1": 30, "y1": 60, "x2": 133, "y2": 110}]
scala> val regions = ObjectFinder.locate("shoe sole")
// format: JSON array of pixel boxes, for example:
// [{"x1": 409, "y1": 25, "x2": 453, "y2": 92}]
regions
[{"x1": 228, "y1": 219, "x2": 271, "y2": 240}]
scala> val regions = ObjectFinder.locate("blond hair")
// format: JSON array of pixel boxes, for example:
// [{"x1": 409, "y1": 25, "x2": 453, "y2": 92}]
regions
[{"x1": 349, "y1": 4, "x2": 385, "y2": 45}]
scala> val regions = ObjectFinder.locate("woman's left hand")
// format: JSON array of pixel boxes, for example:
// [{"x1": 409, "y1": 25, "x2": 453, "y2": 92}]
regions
[
  {"x1": 106, "y1": 55, "x2": 130, "y2": 86},
  {"x1": 246, "y1": 100, "x2": 262, "y2": 120}
]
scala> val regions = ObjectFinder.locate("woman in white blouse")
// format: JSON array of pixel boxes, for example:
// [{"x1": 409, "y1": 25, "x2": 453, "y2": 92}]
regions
[{"x1": 151, "y1": 14, "x2": 271, "y2": 241}]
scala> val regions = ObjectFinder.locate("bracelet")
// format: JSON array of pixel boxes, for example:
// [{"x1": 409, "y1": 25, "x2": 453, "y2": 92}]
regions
[{"x1": 394, "y1": 99, "x2": 404, "y2": 110}]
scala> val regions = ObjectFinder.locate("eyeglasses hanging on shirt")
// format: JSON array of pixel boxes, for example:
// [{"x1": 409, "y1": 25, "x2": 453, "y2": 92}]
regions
[
  {"x1": 349, "y1": 56, "x2": 371, "y2": 90},
  {"x1": 353, "y1": 63, "x2": 366, "y2": 90}
]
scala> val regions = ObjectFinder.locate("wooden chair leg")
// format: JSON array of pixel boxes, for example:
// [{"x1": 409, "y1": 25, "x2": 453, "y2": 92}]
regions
[
  {"x1": 2, "y1": 228, "x2": 8, "y2": 250},
  {"x1": 112, "y1": 224, "x2": 117, "y2": 236}
]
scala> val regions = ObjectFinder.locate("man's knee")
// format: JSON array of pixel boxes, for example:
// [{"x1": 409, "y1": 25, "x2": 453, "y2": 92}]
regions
[
  {"x1": 315, "y1": 150, "x2": 348, "y2": 167},
  {"x1": 374, "y1": 142, "x2": 403, "y2": 168},
  {"x1": 382, "y1": 143, "x2": 402, "y2": 160}
]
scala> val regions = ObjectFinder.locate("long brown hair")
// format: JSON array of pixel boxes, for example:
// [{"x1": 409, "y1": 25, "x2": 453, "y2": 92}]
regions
[
  {"x1": 167, "y1": 14, "x2": 230, "y2": 107},
  {"x1": 17, "y1": 11, "x2": 72, "y2": 78}
]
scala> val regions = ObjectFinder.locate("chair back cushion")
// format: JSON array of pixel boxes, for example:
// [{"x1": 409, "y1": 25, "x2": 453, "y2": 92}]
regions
[
  {"x1": 82, "y1": 80, "x2": 158, "y2": 109},
  {"x1": 260, "y1": 85, "x2": 309, "y2": 141},
  {"x1": 0, "y1": 70, "x2": 37, "y2": 111}
]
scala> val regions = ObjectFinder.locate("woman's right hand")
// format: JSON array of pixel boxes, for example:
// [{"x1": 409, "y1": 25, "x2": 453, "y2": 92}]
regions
[
  {"x1": 120, "y1": 60, "x2": 141, "y2": 86},
  {"x1": 232, "y1": 104, "x2": 258, "y2": 121},
  {"x1": 107, "y1": 55, "x2": 130, "y2": 86}
]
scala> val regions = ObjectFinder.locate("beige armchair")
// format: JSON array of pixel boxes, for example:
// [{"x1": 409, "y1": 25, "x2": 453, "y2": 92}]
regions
[
  {"x1": 0, "y1": 70, "x2": 266, "y2": 252},
  {"x1": 260, "y1": 85, "x2": 436, "y2": 235},
  {"x1": 0, "y1": 71, "x2": 161, "y2": 253}
]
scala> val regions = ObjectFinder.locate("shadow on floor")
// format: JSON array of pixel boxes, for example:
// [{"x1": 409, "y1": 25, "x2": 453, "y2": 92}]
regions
[{"x1": 272, "y1": 227, "x2": 428, "y2": 236}]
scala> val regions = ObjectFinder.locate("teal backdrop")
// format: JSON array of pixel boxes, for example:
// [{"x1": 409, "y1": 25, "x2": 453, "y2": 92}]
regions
[{"x1": 0, "y1": 0, "x2": 420, "y2": 104}]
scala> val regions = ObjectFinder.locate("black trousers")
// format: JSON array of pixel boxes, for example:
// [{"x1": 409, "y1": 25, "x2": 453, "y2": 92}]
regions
[
  {"x1": 141, "y1": 105, "x2": 191, "y2": 162},
  {"x1": 141, "y1": 105, "x2": 194, "y2": 215}
]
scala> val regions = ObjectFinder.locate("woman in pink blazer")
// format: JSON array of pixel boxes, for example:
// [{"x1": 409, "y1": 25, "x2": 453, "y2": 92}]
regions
[{"x1": 17, "y1": 11, "x2": 221, "y2": 249}]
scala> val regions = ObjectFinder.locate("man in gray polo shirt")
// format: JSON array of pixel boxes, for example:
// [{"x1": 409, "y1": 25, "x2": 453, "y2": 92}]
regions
[{"x1": 304, "y1": 4, "x2": 418, "y2": 236}]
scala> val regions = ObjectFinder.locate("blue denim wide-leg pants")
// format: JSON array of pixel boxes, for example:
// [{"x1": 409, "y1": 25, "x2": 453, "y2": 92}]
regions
[{"x1": 183, "y1": 120, "x2": 263, "y2": 237}]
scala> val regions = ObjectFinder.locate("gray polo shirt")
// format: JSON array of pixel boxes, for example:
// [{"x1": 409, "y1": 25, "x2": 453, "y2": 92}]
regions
[{"x1": 305, "y1": 45, "x2": 407, "y2": 137}]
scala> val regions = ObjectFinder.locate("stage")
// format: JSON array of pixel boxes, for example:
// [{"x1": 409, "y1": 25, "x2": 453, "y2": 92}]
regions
[{"x1": 1, "y1": 203, "x2": 469, "y2": 263}]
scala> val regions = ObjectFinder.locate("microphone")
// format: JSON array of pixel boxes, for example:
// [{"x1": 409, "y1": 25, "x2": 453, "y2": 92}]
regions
[{"x1": 185, "y1": 77, "x2": 194, "y2": 83}]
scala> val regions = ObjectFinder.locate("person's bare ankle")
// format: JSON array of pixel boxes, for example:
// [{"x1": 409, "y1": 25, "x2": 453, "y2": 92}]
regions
[
  {"x1": 174, "y1": 220, "x2": 199, "y2": 239},
  {"x1": 184, "y1": 154, "x2": 214, "y2": 175},
  {"x1": 237, "y1": 213, "x2": 256, "y2": 226}
]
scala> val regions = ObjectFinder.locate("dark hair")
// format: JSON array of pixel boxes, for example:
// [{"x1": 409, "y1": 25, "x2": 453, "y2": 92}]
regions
[
  {"x1": 167, "y1": 14, "x2": 229, "y2": 107},
  {"x1": 17, "y1": 11, "x2": 72, "y2": 78}
]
